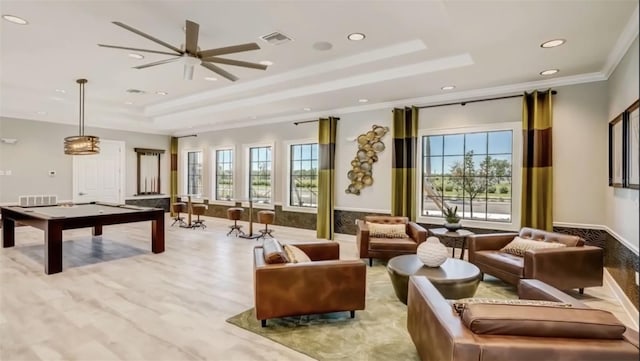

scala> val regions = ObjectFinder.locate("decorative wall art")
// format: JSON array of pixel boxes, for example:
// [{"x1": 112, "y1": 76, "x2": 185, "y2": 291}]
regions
[
  {"x1": 345, "y1": 124, "x2": 389, "y2": 195},
  {"x1": 609, "y1": 114, "x2": 624, "y2": 188},
  {"x1": 625, "y1": 100, "x2": 639, "y2": 189}
]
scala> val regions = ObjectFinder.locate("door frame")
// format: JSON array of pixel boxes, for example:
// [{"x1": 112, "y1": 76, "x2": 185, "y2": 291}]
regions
[{"x1": 72, "y1": 139, "x2": 126, "y2": 204}]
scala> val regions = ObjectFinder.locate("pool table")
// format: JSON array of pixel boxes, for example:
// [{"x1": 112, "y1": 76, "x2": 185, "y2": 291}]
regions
[{"x1": 1, "y1": 202, "x2": 165, "y2": 274}]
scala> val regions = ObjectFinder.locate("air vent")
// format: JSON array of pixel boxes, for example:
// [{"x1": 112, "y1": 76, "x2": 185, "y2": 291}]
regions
[
  {"x1": 126, "y1": 89, "x2": 146, "y2": 94},
  {"x1": 260, "y1": 31, "x2": 293, "y2": 45}
]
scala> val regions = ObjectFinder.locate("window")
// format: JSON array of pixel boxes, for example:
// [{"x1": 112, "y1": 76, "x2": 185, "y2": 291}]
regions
[
  {"x1": 186, "y1": 151, "x2": 203, "y2": 195},
  {"x1": 421, "y1": 130, "x2": 513, "y2": 222},
  {"x1": 249, "y1": 146, "x2": 272, "y2": 203},
  {"x1": 289, "y1": 143, "x2": 318, "y2": 207},
  {"x1": 215, "y1": 149, "x2": 234, "y2": 201}
]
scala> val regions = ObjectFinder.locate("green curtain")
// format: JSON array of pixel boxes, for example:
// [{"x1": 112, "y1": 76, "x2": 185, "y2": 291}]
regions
[
  {"x1": 170, "y1": 136, "x2": 178, "y2": 217},
  {"x1": 521, "y1": 90, "x2": 553, "y2": 231},
  {"x1": 317, "y1": 117, "x2": 338, "y2": 240},
  {"x1": 391, "y1": 106, "x2": 418, "y2": 220}
]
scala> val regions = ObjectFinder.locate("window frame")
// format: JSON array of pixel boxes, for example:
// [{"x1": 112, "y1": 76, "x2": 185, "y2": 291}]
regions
[
  {"x1": 181, "y1": 148, "x2": 205, "y2": 199},
  {"x1": 416, "y1": 122, "x2": 522, "y2": 231},
  {"x1": 210, "y1": 145, "x2": 236, "y2": 206},
  {"x1": 283, "y1": 139, "x2": 318, "y2": 214},
  {"x1": 244, "y1": 142, "x2": 275, "y2": 210}
]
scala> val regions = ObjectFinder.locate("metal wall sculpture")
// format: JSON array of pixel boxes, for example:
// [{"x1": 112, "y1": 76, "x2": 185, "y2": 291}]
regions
[{"x1": 345, "y1": 124, "x2": 389, "y2": 195}]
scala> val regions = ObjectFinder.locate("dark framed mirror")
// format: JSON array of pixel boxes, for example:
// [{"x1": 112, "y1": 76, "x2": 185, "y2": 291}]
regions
[{"x1": 134, "y1": 148, "x2": 165, "y2": 195}]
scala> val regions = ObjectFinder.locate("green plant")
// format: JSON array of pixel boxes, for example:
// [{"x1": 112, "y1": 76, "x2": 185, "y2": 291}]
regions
[
  {"x1": 443, "y1": 206, "x2": 461, "y2": 224},
  {"x1": 499, "y1": 185, "x2": 509, "y2": 194}
]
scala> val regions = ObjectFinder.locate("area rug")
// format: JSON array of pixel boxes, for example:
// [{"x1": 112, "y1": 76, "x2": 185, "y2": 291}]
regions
[{"x1": 226, "y1": 264, "x2": 517, "y2": 361}]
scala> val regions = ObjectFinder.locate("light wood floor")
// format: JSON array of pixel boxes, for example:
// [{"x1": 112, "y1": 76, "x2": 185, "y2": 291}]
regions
[{"x1": 0, "y1": 215, "x2": 634, "y2": 361}]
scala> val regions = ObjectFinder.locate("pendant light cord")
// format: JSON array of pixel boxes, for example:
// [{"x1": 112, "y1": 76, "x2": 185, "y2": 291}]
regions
[{"x1": 77, "y1": 79, "x2": 87, "y2": 136}]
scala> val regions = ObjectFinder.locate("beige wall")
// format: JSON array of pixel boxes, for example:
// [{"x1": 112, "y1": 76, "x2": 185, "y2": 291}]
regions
[
  {"x1": 0, "y1": 117, "x2": 170, "y2": 203},
  {"x1": 606, "y1": 36, "x2": 639, "y2": 252}
]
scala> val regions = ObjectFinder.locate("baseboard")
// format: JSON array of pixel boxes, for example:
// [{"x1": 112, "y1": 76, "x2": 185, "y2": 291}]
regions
[{"x1": 603, "y1": 268, "x2": 639, "y2": 331}]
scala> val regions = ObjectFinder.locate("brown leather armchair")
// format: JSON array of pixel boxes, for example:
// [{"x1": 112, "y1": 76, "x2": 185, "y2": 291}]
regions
[
  {"x1": 468, "y1": 227, "x2": 603, "y2": 293},
  {"x1": 407, "y1": 277, "x2": 639, "y2": 361},
  {"x1": 356, "y1": 216, "x2": 427, "y2": 266},
  {"x1": 253, "y1": 241, "x2": 366, "y2": 327}
]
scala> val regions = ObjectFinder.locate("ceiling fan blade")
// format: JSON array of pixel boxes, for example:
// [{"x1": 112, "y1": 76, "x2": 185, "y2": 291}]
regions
[
  {"x1": 185, "y1": 20, "x2": 199, "y2": 55},
  {"x1": 198, "y1": 43, "x2": 260, "y2": 58},
  {"x1": 202, "y1": 57, "x2": 267, "y2": 70},
  {"x1": 201, "y1": 62, "x2": 238, "y2": 82},
  {"x1": 134, "y1": 57, "x2": 181, "y2": 69},
  {"x1": 98, "y1": 44, "x2": 179, "y2": 56},
  {"x1": 112, "y1": 21, "x2": 183, "y2": 54}
]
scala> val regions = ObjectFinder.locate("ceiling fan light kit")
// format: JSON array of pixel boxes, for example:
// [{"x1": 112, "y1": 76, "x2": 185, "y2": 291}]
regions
[
  {"x1": 64, "y1": 79, "x2": 100, "y2": 155},
  {"x1": 98, "y1": 19, "x2": 267, "y2": 81}
]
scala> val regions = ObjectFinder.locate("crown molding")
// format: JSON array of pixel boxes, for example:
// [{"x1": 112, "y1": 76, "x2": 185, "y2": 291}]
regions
[{"x1": 603, "y1": 4, "x2": 639, "y2": 78}]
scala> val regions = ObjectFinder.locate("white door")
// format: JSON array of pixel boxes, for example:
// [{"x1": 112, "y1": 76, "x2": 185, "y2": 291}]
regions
[{"x1": 73, "y1": 139, "x2": 125, "y2": 204}]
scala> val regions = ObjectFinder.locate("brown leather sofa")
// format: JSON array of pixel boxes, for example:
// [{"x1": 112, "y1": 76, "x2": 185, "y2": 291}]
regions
[
  {"x1": 407, "y1": 276, "x2": 639, "y2": 361},
  {"x1": 356, "y1": 216, "x2": 427, "y2": 266},
  {"x1": 253, "y1": 241, "x2": 366, "y2": 327},
  {"x1": 468, "y1": 227, "x2": 603, "y2": 293}
]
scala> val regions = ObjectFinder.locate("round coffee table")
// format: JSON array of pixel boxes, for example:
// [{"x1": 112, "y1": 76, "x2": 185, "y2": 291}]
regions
[{"x1": 387, "y1": 255, "x2": 481, "y2": 304}]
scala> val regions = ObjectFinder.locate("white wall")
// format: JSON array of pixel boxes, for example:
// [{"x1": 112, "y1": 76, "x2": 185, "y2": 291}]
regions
[
  {"x1": 553, "y1": 81, "x2": 609, "y2": 225},
  {"x1": 606, "y1": 36, "x2": 639, "y2": 252},
  {"x1": 0, "y1": 117, "x2": 170, "y2": 203},
  {"x1": 178, "y1": 109, "x2": 394, "y2": 212}
]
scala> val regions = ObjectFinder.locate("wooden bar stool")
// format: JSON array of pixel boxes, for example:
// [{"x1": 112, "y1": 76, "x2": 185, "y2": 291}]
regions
[
  {"x1": 227, "y1": 207, "x2": 245, "y2": 236},
  {"x1": 191, "y1": 204, "x2": 207, "y2": 229},
  {"x1": 257, "y1": 210, "x2": 275, "y2": 239},
  {"x1": 171, "y1": 202, "x2": 187, "y2": 226}
]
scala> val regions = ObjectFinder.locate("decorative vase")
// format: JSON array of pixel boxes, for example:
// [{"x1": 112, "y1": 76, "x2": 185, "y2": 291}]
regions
[
  {"x1": 444, "y1": 222, "x2": 462, "y2": 232},
  {"x1": 417, "y1": 236, "x2": 448, "y2": 267}
]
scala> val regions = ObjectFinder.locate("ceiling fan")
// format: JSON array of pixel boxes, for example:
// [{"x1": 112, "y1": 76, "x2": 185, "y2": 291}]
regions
[{"x1": 98, "y1": 20, "x2": 267, "y2": 81}]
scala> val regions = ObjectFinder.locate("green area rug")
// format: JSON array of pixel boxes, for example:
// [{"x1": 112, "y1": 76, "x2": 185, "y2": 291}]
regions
[{"x1": 226, "y1": 264, "x2": 517, "y2": 361}]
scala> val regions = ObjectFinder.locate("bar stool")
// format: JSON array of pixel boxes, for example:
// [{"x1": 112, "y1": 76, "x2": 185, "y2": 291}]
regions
[
  {"x1": 171, "y1": 202, "x2": 187, "y2": 226},
  {"x1": 257, "y1": 210, "x2": 275, "y2": 239},
  {"x1": 227, "y1": 207, "x2": 245, "y2": 236},
  {"x1": 191, "y1": 204, "x2": 207, "y2": 229}
]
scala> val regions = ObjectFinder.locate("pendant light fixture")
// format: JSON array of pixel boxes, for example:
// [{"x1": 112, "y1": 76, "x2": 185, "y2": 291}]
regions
[{"x1": 64, "y1": 79, "x2": 100, "y2": 155}]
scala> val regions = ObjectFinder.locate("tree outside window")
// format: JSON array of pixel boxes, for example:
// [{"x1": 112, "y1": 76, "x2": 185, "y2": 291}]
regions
[
  {"x1": 187, "y1": 151, "x2": 203, "y2": 195},
  {"x1": 215, "y1": 149, "x2": 233, "y2": 201},
  {"x1": 249, "y1": 146, "x2": 272, "y2": 203}
]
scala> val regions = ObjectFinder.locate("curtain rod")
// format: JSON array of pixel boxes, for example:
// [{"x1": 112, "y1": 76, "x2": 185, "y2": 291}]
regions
[
  {"x1": 294, "y1": 119, "x2": 319, "y2": 125},
  {"x1": 175, "y1": 134, "x2": 197, "y2": 139},
  {"x1": 417, "y1": 90, "x2": 557, "y2": 109}
]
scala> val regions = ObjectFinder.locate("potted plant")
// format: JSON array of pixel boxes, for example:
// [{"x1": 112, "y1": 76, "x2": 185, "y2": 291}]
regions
[{"x1": 443, "y1": 206, "x2": 461, "y2": 231}]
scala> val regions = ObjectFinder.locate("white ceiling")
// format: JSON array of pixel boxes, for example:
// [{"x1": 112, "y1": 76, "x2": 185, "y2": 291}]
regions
[{"x1": 1, "y1": 1, "x2": 638, "y2": 136}]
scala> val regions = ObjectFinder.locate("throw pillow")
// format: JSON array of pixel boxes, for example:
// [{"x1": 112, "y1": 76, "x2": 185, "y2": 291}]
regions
[
  {"x1": 262, "y1": 238, "x2": 289, "y2": 264},
  {"x1": 452, "y1": 298, "x2": 572, "y2": 315},
  {"x1": 367, "y1": 222, "x2": 408, "y2": 238},
  {"x1": 460, "y1": 303, "x2": 626, "y2": 339},
  {"x1": 283, "y1": 245, "x2": 312, "y2": 263},
  {"x1": 500, "y1": 236, "x2": 566, "y2": 257}
]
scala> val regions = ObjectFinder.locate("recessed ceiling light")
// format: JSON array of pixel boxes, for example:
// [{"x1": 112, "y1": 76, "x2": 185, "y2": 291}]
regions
[
  {"x1": 36, "y1": 111, "x2": 47, "y2": 115},
  {"x1": 2, "y1": 15, "x2": 28, "y2": 25},
  {"x1": 156, "y1": 91, "x2": 168, "y2": 96},
  {"x1": 259, "y1": 60, "x2": 273, "y2": 66},
  {"x1": 55, "y1": 89, "x2": 66, "y2": 94},
  {"x1": 441, "y1": 85, "x2": 456, "y2": 91},
  {"x1": 540, "y1": 39, "x2": 566, "y2": 48},
  {"x1": 124, "y1": 101, "x2": 134, "y2": 105},
  {"x1": 128, "y1": 53, "x2": 144, "y2": 59},
  {"x1": 204, "y1": 77, "x2": 218, "y2": 81},
  {"x1": 303, "y1": 107, "x2": 311, "y2": 111},
  {"x1": 348, "y1": 33, "x2": 366, "y2": 41},
  {"x1": 358, "y1": 99, "x2": 369, "y2": 103},
  {"x1": 540, "y1": 69, "x2": 559, "y2": 76}
]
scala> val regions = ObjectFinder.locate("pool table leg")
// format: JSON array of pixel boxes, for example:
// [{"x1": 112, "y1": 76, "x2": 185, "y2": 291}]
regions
[
  {"x1": 151, "y1": 214, "x2": 165, "y2": 253},
  {"x1": 92, "y1": 225, "x2": 103, "y2": 236},
  {"x1": 45, "y1": 223, "x2": 63, "y2": 274},
  {"x1": 2, "y1": 218, "x2": 15, "y2": 247}
]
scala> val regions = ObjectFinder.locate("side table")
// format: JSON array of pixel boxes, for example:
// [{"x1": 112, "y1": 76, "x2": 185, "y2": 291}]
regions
[{"x1": 428, "y1": 228, "x2": 474, "y2": 260}]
